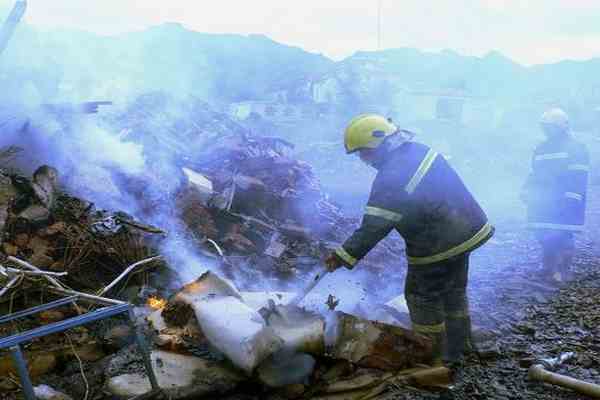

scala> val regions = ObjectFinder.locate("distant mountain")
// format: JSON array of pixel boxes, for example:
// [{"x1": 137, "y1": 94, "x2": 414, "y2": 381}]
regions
[
  {"x1": 2, "y1": 19, "x2": 600, "y2": 123},
  {"x1": 0, "y1": 22, "x2": 333, "y2": 104},
  {"x1": 324, "y1": 47, "x2": 600, "y2": 106}
]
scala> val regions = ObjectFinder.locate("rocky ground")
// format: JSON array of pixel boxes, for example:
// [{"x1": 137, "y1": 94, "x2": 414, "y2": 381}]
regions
[
  {"x1": 371, "y1": 188, "x2": 600, "y2": 400},
  {"x1": 1, "y1": 145, "x2": 598, "y2": 399}
]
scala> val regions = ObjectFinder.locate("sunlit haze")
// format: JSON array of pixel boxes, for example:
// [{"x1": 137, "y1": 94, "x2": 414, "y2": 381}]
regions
[{"x1": 14, "y1": 0, "x2": 600, "y2": 64}]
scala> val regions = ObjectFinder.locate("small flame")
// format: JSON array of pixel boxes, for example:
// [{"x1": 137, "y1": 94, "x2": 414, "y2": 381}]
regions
[{"x1": 147, "y1": 296, "x2": 167, "y2": 310}]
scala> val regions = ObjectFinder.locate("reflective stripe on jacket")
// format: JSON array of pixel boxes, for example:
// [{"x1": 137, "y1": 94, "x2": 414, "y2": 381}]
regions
[
  {"x1": 525, "y1": 135, "x2": 589, "y2": 231},
  {"x1": 336, "y1": 142, "x2": 493, "y2": 266}
]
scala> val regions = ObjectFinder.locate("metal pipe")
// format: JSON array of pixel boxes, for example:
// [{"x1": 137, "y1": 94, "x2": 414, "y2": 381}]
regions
[
  {"x1": 128, "y1": 308, "x2": 160, "y2": 392},
  {"x1": 99, "y1": 256, "x2": 163, "y2": 296},
  {"x1": 529, "y1": 365, "x2": 600, "y2": 398},
  {"x1": 0, "y1": 295, "x2": 78, "y2": 324},
  {"x1": 0, "y1": 304, "x2": 130, "y2": 348},
  {"x1": 0, "y1": 274, "x2": 21, "y2": 298},
  {"x1": 48, "y1": 287, "x2": 125, "y2": 306},
  {"x1": 9, "y1": 345, "x2": 36, "y2": 400},
  {"x1": 8, "y1": 256, "x2": 65, "y2": 289},
  {"x1": 3, "y1": 267, "x2": 68, "y2": 277},
  {"x1": 0, "y1": 1, "x2": 27, "y2": 57}
]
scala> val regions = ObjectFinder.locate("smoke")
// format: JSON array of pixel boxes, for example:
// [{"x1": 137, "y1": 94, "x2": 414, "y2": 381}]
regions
[
  {"x1": 0, "y1": 94, "x2": 221, "y2": 286},
  {"x1": 2, "y1": 5, "x2": 598, "y2": 322}
]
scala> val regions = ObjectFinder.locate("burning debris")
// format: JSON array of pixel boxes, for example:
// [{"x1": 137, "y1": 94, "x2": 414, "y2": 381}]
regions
[{"x1": 130, "y1": 270, "x2": 440, "y2": 399}]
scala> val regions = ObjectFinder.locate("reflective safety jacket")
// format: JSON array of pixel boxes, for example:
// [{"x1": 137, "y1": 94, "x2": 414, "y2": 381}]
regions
[
  {"x1": 525, "y1": 135, "x2": 589, "y2": 231},
  {"x1": 335, "y1": 142, "x2": 494, "y2": 267}
]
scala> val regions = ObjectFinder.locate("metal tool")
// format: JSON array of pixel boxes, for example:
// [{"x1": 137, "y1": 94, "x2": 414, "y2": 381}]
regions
[
  {"x1": 529, "y1": 352, "x2": 600, "y2": 398},
  {"x1": 288, "y1": 267, "x2": 329, "y2": 306},
  {"x1": 259, "y1": 267, "x2": 329, "y2": 324}
]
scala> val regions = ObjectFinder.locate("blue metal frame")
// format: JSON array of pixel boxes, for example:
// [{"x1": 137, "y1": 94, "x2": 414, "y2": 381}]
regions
[
  {"x1": 0, "y1": 295, "x2": 78, "y2": 325},
  {"x1": 0, "y1": 292, "x2": 160, "y2": 399}
]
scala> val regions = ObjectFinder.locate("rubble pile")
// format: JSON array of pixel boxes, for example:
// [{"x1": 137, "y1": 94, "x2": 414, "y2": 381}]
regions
[
  {"x1": 0, "y1": 164, "x2": 165, "y2": 296},
  {"x1": 104, "y1": 93, "x2": 370, "y2": 287},
  {"x1": 104, "y1": 271, "x2": 444, "y2": 400}
]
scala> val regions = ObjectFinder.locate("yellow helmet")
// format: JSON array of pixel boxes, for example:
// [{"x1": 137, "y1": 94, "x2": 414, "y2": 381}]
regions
[
  {"x1": 344, "y1": 114, "x2": 398, "y2": 154},
  {"x1": 540, "y1": 108, "x2": 569, "y2": 132}
]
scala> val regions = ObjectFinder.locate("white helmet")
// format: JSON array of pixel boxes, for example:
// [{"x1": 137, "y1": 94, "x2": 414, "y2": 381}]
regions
[{"x1": 540, "y1": 108, "x2": 569, "y2": 132}]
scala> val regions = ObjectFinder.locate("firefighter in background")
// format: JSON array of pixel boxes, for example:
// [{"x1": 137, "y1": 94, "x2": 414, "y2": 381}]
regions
[
  {"x1": 325, "y1": 114, "x2": 494, "y2": 364},
  {"x1": 522, "y1": 108, "x2": 589, "y2": 284}
]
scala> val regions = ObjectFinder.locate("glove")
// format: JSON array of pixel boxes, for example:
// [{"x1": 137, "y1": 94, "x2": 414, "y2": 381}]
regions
[{"x1": 325, "y1": 252, "x2": 346, "y2": 272}]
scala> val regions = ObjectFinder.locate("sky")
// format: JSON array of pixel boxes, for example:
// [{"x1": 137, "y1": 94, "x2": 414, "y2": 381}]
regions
[{"x1": 4, "y1": 0, "x2": 600, "y2": 65}]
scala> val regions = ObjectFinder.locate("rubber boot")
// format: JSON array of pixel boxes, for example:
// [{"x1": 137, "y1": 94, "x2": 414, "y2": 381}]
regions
[
  {"x1": 427, "y1": 331, "x2": 446, "y2": 367},
  {"x1": 445, "y1": 317, "x2": 472, "y2": 363},
  {"x1": 541, "y1": 249, "x2": 563, "y2": 285},
  {"x1": 558, "y1": 246, "x2": 575, "y2": 282},
  {"x1": 413, "y1": 325, "x2": 446, "y2": 367}
]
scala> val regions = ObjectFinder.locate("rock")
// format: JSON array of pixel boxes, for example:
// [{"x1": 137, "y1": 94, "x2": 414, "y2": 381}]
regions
[
  {"x1": 18, "y1": 204, "x2": 51, "y2": 222},
  {"x1": 153, "y1": 334, "x2": 184, "y2": 350},
  {"x1": 14, "y1": 233, "x2": 30, "y2": 248},
  {"x1": 265, "y1": 305, "x2": 325, "y2": 355},
  {"x1": 278, "y1": 383, "x2": 306, "y2": 399},
  {"x1": 29, "y1": 253, "x2": 54, "y2": 269},
  {"x1": 0, "y1": 352, "x2": 57, "y2": 378},
  {"x1": 257, "y1": 352, "x2": 316, "y2": 388},
  {"x1": 326, "y1": 312, "x2": 433, "y2": 370},
  {"x1": 222, "y1": 231, "x2": 256, "y2": 252},
  {"x1": 31, "y1": 166, "x2": 59, "y2": 209},
  {"x1": 73, "y1": 342, "x2": 105, "y2": 362},
  {"x1": 39, "y1": 221, "x2": 67, "y2": 236},
  {"x1": 0, "y1": 377, "x2": 17, "y2": 391},
  {"x1": 322, "y1": 368, "x2": 392, "y2": 394},
  {"x1": 193, "y1": 295, "x2": 284, "y2": 373},
  {"x1": 230, "y1": 175, "x2": 268, "y2": 211},
  {"x1": 38, "y1": 310, "x2": 65, "y2": 324},
  {"x1": 14, "y1": 165, "x2": 58, "y2": 223},
  {"x1": 0, "y1": 173, "x2": 17, "y2": 235},
  {"x1": 106, "y1": 350, "x2": 245, "y2": 399},
  {"x1": 49, "y1": 260, "x2": 64, "y2": 271},
  {"x1": 182, "y1": 167, "x2": 214, "y2": 205},
  {"x1": 27, "y1": 236, "x2": 50, "y2": 254},
  {"x1": 3, "y1": 242, "x2": 18, "y2": 256},
  {"x1": 178, "y1": 189, "x2": 219, "y2": 238},
  {"x1": 404, "y1": 366, "x2": 453, "y2": 389},
  {"x1": 33, "y1": 384, "x2": 73, "y2": 400},
  {"x1": 103, "y1": 325, "x2": 133, "y2": 349}
]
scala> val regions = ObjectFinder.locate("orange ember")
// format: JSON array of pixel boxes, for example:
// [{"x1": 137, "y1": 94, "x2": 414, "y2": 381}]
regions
[{"x1": 147, "y1": 296, "x2": 167, "y2": 310}]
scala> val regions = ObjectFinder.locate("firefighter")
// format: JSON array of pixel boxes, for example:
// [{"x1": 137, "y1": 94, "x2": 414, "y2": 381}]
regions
[
  {"x1": 325, "y1": 114, "x2": 494, "y2": 364},
  {"x1": 522, "y1": 108, "x2": 589, "y2": 284}
]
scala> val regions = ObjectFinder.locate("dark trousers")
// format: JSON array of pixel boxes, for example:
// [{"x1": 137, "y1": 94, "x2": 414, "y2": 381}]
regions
[
  {"x1": 405, "y1": 254, "x2": 470, "y2": 362},
  {"x1": 535, "y1": 230, "x2": 574, "y2": 281}
]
